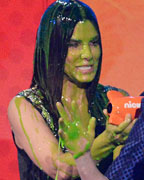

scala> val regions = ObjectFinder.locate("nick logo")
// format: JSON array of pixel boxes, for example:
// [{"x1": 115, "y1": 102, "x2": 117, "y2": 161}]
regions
[
  {"x1": 107, "y1": 90, "x2": 143, "y2": 125},
  {"x1": 124, "y1": 101, "x2": 141, "y2": 109}
]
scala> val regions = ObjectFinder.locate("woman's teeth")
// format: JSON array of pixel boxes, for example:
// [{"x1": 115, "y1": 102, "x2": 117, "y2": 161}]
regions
[
  {"x1": 78, "y1": 66, "x2": 92, "y2": 70},
  {"x1": 76, "y1": 65, "x2": 94, "y2": 74}
]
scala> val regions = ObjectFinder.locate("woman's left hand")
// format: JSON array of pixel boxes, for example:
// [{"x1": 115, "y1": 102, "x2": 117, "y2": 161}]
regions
[
  {"x1": 56, "y1": 100, "x2": 96, "y2": 159},
  {"x1": 104, "y1": 109, "x2": 137, "y2": 145}
]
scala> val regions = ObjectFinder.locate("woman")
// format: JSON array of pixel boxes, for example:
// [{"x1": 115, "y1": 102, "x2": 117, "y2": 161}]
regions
[{"x1": 8, "y1": 0, "x2": 134, "y2": 179}]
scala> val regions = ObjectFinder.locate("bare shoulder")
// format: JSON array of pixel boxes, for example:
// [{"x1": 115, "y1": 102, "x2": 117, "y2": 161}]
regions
[
  {"x1": 8, "y1": 95, "x2": 57, "y2": 149},
  {"x1": 8, "y1": 96, "x2": 27, "y2": 117},
  {"x1": 8, "y1": 96, "x2": 28, "y2": 129},
  {"x1": 8, "y1": 96, "x2": 41, "y2": 128},
  {"x1": 8, "y1": 95, "x2": 43, "y2": 122}
]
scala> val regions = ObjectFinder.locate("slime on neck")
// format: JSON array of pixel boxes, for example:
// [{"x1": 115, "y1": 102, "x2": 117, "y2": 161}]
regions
[{"x1": 15, "y1": 97, "x2": 42, "y2": 170}]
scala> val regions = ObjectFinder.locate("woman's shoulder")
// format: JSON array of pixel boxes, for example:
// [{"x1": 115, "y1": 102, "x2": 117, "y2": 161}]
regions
[
  {"x1": 8, "y1": 93, "x2": 39, "y2": 124},
  {"x1": 8, "y1": 86, "x2": 56, "y2": 136},
  {"x1": 8, "y1": 86, "x2": 44, "y2": 117},
  {"x1": 8, "y1": 95, "x2": 28, "y2": 114},
  {"x1": 8, "y1": 86, "x2": 45, "y2": 124}
]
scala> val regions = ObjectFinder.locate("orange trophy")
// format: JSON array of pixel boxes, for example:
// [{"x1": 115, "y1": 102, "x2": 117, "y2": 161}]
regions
[{"x1": 107, "y1": 90, "x2": 144, "y2": 125}]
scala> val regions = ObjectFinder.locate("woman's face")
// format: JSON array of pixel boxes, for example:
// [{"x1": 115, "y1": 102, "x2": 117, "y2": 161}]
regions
[{"x1": 64, "y1": 20, "x2": 101, "y2": 83}]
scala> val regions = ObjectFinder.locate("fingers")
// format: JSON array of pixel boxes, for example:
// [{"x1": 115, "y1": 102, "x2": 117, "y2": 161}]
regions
[
  {"x1": 117, "y1": 114, "x2": 132, "y2": 132},
  {"x1": 59, "y1": 117, "x2": 67, "y2": 130},
  {"x1": 106, "y1": 114, "x2": 132, "y2": 135},
  {"x1": 61, "y1": 97, "x2": 72, "y2": 120},
  {"x1": 124, "y1": 118, "x2": 137, "y2": 135},
  {"x1": 88, "y1": 117, "x2": 96, "y2": 138},
  {"x1": 58, "y1": 129, "x2": 68, "y2": 141},
  {"x1": 57, "y1": 99, "x2": 81, "y2": 123},
  {"x1": 125, "y1": 113, "x2": 132, "y2": 122},
  {"x1": 103, "y1": 109, "x2": 108, "y2": 116},
  {"x1": 106, "y1": 114, "x2": 135, "y2": 145},
  {"x1": 103, "y1": 109, "x2": 109, "y2": 121},
  {"x1": 56, "y1": 102, "x2": 69, "y2": 124},
  {"x1": 131, "y1": 118, "x2": 137, "y2": 126},
  {"x1": 58, "y1": 118, "x2": 68, "y2": 141}
]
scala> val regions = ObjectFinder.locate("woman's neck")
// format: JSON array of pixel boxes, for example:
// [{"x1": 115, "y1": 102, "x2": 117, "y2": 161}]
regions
[
  {"x1": 62, "y1": 77, "x2": 87, "y2": 104},
  {"x1": 62, "y1": 76, "x2": 90, "y2": 128}
]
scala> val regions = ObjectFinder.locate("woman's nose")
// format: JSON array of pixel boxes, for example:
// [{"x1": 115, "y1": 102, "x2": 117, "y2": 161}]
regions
[{"x1": 81, "y1": 44, "x2": 92, "y2": 60}]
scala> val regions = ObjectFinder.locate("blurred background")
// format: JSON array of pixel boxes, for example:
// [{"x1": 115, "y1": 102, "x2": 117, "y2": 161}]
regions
[{"x1": 0, "y1": 0, "x2": 144, "y2": 179}]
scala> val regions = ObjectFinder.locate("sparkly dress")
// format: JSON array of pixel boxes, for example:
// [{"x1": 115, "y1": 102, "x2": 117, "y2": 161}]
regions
[{"x1": 13, "y1": 84, "x2": 128, "y2": 180}]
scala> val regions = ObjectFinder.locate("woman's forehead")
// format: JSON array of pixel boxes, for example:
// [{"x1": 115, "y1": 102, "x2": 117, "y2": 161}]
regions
[{"x1": 71, "y1": 20, "x2": 99, "y2": 40}]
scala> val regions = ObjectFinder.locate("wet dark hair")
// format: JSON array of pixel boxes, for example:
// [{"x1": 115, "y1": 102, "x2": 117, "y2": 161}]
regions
[{"x1": 31, "y1": 0, "x2": 102, "y2": 130}]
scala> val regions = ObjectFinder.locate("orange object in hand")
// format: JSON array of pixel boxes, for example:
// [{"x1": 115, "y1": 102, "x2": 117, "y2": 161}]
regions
[{"x1": 107, "y1": 90, "x2": 144, "y2": 125}]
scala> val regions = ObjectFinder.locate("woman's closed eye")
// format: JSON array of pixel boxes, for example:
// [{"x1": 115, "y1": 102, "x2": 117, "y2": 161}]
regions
[
  {"x1": 68, "y1": 40, "x2": 81, "y2": 48},
  {"x1": 89, "y1": 39, "x2": 99, "y2": 47}
]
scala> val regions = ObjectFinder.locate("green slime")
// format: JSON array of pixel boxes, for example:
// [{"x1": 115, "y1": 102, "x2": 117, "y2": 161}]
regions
[
  {"x1": 67, "y1": 123, "x2": 80, "y2": 140},
  {"x1": 15, "y1": 97, "x2": 42, "y2": 169},
  {"x1": 64, "y1": 20, "x2": 101, "y2": 84}
]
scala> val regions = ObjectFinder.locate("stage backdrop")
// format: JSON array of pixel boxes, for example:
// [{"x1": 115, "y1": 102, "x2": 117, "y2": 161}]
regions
[{"x1": 0, "y1": 0, "x2": 144, "y2": 179}]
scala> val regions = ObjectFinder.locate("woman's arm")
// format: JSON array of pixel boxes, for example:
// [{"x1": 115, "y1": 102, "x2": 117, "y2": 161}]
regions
[
  {"x1": 8, "y1": 96, "x2": 78, "y2": 179},
  {"x1": 75, "y1": 151, "x2": 108, "y2": 180}
]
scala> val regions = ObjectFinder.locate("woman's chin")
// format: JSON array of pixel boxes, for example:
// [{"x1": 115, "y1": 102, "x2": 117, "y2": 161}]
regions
[{"x1": 75, "y1": 74, "x2": 95, "y2": 84}]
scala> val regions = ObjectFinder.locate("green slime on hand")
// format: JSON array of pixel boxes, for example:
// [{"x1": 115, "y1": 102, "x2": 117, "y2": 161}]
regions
[
  {"x1": 61, "y1": 121, "x2": 91, "y2": 158},
  {"x1": 67, "y1": 123, "x2": 80, "y2": 140},
  {"x1": 60, "y1": 122, "x2": 80, "y2": 151},
  {"x1": 15, "y1": 97, "x2": 42, "y2": 170}
]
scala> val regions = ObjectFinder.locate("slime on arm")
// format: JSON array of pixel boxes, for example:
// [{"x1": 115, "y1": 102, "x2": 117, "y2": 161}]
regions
[
  {"x1": 15, "y1": 97, "x2": 42, "y2": 170},
  {"x1": 15, "y1": 98, "x2": 77, "y2": 179},
  {"x1": 33, "y1": 108, "x2": 40, "y2": 122}
]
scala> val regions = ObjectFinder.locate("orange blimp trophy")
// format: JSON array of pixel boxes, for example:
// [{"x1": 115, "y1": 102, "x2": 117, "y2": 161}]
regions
[{"x1": 107, "y1": 90, "x2": 144, "y2": 125}]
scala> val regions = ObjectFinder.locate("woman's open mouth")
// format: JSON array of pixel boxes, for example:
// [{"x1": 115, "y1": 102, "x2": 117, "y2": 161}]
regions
[{"x1": 76, "y1": 65, "x2": 94, "y2": 74}]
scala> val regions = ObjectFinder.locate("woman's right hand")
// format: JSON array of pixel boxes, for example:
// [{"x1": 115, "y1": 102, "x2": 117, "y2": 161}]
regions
[{"x1": 56, "y1": 100, "x2": 96, "y2": 159}]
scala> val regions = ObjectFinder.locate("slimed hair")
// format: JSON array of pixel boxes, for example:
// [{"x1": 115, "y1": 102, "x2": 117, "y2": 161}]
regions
[{"x1": 31, "y1": 0, "x2": 102, "y2": 129}]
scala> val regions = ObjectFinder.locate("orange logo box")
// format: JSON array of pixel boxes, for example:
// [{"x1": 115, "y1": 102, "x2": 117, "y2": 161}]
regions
[{"x1": 107, "y1": 90, "x2": 143, "y2": 125}]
